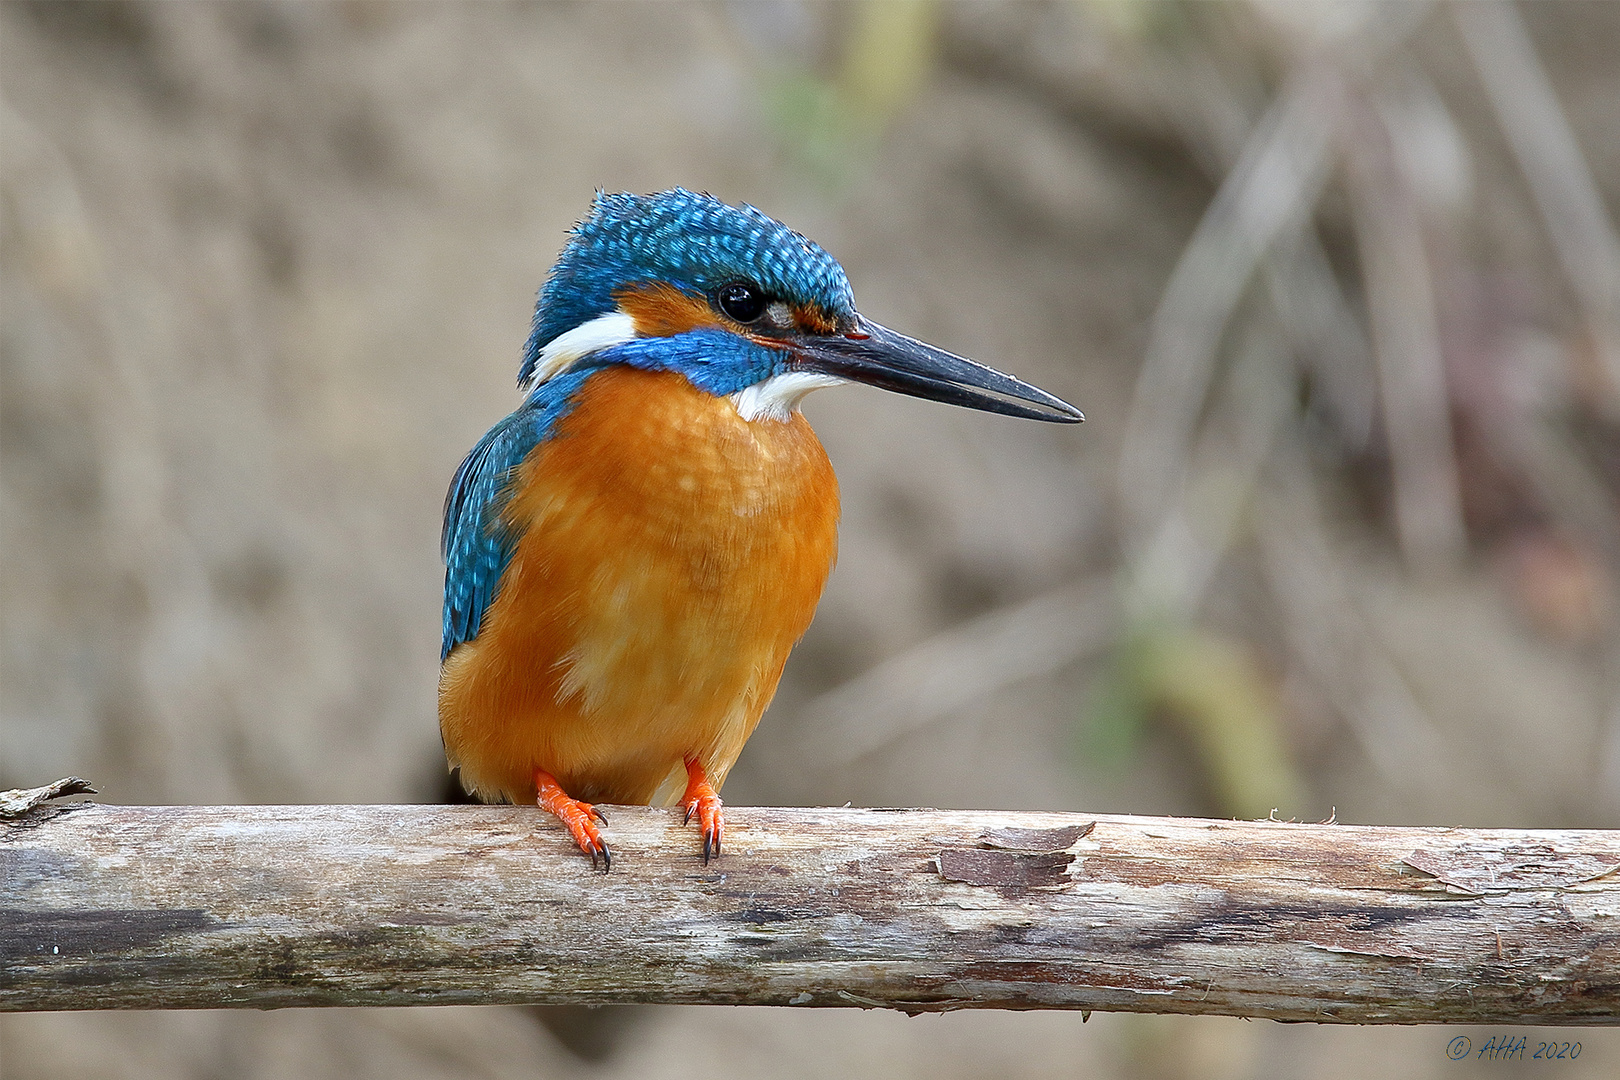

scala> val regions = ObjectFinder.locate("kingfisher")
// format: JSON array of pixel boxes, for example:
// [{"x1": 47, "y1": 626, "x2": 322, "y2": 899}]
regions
[{"x1": 440, "y1": 189, "x2": 1082, "y2": 869}]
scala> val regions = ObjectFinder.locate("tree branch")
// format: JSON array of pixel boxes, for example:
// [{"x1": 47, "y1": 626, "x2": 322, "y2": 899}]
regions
[{"x1": 2, "y1": 799, "x2": 1616, "y2": 1022}]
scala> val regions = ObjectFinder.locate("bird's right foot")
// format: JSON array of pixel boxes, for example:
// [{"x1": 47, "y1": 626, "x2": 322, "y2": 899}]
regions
[
  {"x1": 681, "y1": 757, "x2": 724, "y2": 864},
  {"x1": 535, "y1": 769, "x2": 611, "y2": 870}
]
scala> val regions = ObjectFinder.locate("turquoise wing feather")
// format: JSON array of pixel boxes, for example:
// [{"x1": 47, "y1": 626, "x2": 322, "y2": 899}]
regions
[{"x1": 440, "y1": 371, "x2": 592, "y2": 660}]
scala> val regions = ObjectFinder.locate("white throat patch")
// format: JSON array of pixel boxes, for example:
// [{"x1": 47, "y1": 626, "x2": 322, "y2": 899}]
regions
[
  {"x1": 730, "y1": 372, "x2": 846, "y2": 422},
  {"x1": 523, "y1": 311, "x2": 638, "y2": 390}
]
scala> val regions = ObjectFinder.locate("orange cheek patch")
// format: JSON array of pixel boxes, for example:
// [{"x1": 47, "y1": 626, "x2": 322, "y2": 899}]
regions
[
  {"x1": 614, "y1": 283, "x2": 724, "y2": 338},
  {"x1": 793, "y1": 305, "x2": 837, "y2": 334}
]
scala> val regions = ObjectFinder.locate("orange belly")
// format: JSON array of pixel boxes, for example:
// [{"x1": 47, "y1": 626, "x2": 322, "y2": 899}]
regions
[{"x1": 438, "y1": 367, "x2": 840, "y2": 806}]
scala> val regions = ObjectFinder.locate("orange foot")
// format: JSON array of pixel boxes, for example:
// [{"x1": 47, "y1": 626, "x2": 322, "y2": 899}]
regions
[
  {"x1": 536, "y1": 769, "x2": 611, "y2": 871},
  {"x1": 682, "y1": 757, "x2": 724, "y2": 864}
]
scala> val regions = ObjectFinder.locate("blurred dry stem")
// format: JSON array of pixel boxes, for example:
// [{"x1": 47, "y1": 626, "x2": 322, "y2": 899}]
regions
[
  {"x1": 1128, "y1": 317, "x2": 1295, "y2": 625},
  {"x1": 1116, "y1": 64, "x2": 1342, "y2": 560},
  {"x1": 1096, "y1": 0, "x2": 1618, "y2": 826},
  {"x1": 1258, "y1": 438, "x2": 1456, "y2": 808},
  {"x1": 1135, "y1": 627, "x2": 1302, "y2": 819},
  {"x1": 1108, "y1": 46, "x2": 1367, "y2": 816},
  {"x1": 1455, "y1": 0, "x2": 1620, "y2": 411},
  {"x1": 780, "y1": 576, "x2": 1114, "y2": 776},
  {"x1": 1345, "y1": 84, "x2": 1468, "y2": 577}
]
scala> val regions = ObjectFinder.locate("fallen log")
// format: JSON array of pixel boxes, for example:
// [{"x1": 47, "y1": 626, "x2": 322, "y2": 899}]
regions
[{"x1": 2, "y1": 788, "x2": 1615, "y2": 1022}]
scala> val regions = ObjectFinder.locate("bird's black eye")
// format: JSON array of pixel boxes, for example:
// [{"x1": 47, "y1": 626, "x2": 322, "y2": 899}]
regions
[{"x1": 717, "y1": 282, "x2": 767, "y2": 323}]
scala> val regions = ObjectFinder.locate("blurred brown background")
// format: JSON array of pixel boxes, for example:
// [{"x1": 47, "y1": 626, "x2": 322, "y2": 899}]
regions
[{"x1": 3, "y1": 1, "x2": 1617, "y2": 1077}]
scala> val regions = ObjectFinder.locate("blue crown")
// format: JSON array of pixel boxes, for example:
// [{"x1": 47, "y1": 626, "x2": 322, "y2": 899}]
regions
[{"x1": 519, "y1": 189, "x2": 856, "y2": 386}]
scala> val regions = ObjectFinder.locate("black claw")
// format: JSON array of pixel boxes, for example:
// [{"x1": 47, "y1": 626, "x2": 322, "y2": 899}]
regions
[
  {"x1": 578, "y1": 836, "x2": 611, "y2": 872},
  {"x1": 683, "y1": 803, "x2": 694, "y2": 826},
  {"x1": 592, "y1": 806, "x2": 609, "y2": 825}
]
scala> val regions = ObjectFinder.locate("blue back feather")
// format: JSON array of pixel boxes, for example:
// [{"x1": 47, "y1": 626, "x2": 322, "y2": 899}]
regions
[{"x1": 441, "y1": 369, "x2": 593, "y2": 660}]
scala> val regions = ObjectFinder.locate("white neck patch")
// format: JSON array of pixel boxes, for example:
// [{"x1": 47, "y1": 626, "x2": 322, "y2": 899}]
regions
[
  {"x1": 523, "y1": 311, "x2": 638, "y2": 390},
  {"x1": 730, "y1": 372, "x2": 846, "y2": 422}
]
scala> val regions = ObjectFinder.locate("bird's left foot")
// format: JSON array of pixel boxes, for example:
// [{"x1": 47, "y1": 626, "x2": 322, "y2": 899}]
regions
[{"x1": 681, "y1": 758, "x2": 723, "y2": 863}]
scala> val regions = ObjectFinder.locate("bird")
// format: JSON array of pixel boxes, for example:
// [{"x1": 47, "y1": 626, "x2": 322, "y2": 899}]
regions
[{"x1": 439, "y1": 189, "x2": 1082, "y2": 869}]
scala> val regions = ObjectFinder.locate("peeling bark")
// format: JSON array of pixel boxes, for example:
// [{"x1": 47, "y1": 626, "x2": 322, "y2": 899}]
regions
[{"x1": 2, "y1": 802, "x2": 1616, "y2": 1022}]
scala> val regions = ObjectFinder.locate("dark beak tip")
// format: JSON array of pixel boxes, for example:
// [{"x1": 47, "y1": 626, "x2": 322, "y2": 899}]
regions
[{"x1": 1004, "y1": 385, "x2": 1086, "y2": 425}]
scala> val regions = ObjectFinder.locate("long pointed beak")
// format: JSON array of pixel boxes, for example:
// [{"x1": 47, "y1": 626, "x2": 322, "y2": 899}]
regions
[{"x1": 788, "y1": 315, "x2": 1083, "y2": 423}]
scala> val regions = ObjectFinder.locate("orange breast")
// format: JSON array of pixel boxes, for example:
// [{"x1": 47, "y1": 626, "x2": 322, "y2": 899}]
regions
[{"x1": 438, "y1": 367, "x2": 840, "y2": 806}]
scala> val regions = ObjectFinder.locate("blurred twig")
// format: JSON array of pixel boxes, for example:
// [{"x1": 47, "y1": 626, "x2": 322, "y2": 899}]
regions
[
  {"x1": 1125, "y1": 317, "x2": 1296, "y2": 621},
  {"x1": 1455, "y1": 0, "x2": 1620, "y2": 410},
  {"x1": 1258, "y1": 438, "x2": 1458, "y2": 805},
  {"x1": 1160, "y1": 34, "x2": 1379, "y2": 453},
  {"x1": 1086, "y1": 314, "x2": 1308, "y2": 816},
  {"x1": 1343, "y1": 87, "x2": 1469, "y2": 576},
  {"x1": 780, "y1": 576, "x2": 1113, "y2": 775},
  {"x1": 1260, "y1": 229, "x2": 1378, "y2": 452},
  {"x1": 1117, "y1": 66, "x2": 1343, "y2": 556},
  {"x1": 1107, "y1": 5, "x2": 1485, "y2": 804}
]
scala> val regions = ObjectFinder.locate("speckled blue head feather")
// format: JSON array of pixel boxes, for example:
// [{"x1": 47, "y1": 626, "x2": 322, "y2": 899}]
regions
[{"x1": 519, "y1": 189, "x2": 855, "y2": 386}]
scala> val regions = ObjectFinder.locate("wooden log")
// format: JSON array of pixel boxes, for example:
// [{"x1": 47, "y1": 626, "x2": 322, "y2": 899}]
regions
[{"x1": 2, "y1": 796, "x2": 1617, "y2": 1022}]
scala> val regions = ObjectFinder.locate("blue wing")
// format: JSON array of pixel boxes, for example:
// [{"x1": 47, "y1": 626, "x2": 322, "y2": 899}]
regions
[{"x1": 441, "y1": 370, "x2": 594, "y2": 661}]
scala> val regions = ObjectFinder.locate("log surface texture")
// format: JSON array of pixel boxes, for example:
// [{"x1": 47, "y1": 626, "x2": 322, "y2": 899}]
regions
[{"x1": 2, "y1": 801, "x2": 1617, "y2": 1022}]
